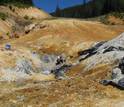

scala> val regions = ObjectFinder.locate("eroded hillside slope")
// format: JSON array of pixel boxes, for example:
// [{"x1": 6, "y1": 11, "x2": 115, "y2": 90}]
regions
[
  {"x1": 0, "y1": 6, "x2": 51, "y2": 40},
  {"x1": 0, "y1": 4, "x2": 124, "y2": 107}
]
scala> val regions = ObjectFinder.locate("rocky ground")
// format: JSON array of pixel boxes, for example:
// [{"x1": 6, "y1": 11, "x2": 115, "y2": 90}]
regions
[{"x1": 0, "y1": 6, "x2": 124, "y2": 107}]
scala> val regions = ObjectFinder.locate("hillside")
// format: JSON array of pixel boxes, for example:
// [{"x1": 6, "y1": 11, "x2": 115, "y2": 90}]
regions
[
  {"x1": 0, "y1": 0, "x2": 51, "y2": 40},
  {"x1": 0, "y1": 21, "x2": 124, "y2": 106},
  {"x1": 0, "y1": 5, "x2": 51, "y2": 40},
  {"x1": 0, "y1": 1, "x2": 124, "y2": 107},
  {"x1": 86, "y1": 12, "x2": 124, "y2": 25}
]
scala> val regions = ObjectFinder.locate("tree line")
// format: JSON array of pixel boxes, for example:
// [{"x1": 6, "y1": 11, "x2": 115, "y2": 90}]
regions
[
  {"x1": 0, "y1": 0, "x2": 33, "y2": 7},
  {"x1": 52, "y1": 0, "x2": 124, "y2": 18}
]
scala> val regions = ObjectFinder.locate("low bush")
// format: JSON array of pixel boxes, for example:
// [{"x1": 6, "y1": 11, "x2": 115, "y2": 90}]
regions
[{"x1": 0, "y1": 12, "x2": 8, "y2": 21}]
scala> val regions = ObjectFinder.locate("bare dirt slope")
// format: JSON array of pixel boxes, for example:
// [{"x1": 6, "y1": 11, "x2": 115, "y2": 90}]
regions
[
  {"x1": 9, "y1": 18, "x2": 124, "y2": 55},
  {"x1": 0, "y1": 6, "x2": 51, "y2": 40}
]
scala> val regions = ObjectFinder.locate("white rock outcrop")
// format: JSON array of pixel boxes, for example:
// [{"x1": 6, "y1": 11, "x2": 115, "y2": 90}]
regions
[{"x1": 82, "y1": 32, "x2": 124, "y2": 71}]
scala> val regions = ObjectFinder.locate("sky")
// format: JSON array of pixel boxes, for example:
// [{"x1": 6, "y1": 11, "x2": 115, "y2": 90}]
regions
[{"x1": 32, "y1": 0, "x2": 87, "y2": 13}]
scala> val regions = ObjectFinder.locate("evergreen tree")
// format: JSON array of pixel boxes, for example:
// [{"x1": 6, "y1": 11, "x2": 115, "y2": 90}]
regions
[
  {"x1": 55, "y1": 4, "x2": 61, "y2": 17},
  {"x1": 83, "y1": 0, "x2": 87, "y2": 5}
]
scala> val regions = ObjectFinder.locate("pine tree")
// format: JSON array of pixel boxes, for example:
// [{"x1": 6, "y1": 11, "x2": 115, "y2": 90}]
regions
[
  {"x1": 55, "y1": 5, "x2": 61, "y2": 17},
  {"x1": 55, "y1": 0, "x2": 61, "y2": 17},
  {"x1": 83, "y1": 0, "x2": 87, "y2": 5}
]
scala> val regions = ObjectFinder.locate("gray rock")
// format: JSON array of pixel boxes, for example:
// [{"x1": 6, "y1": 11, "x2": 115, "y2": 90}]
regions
[
  {"x1": 100, "y1": 64, "x2": 124, "y2": 89},
  {"x1": 79, "y1": 33, "x2": 124, "y2": 62}
]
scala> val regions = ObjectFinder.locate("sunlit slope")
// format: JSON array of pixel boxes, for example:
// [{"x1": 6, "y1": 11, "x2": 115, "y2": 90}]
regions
[
  {"x1": 11, "y1": 19, "x2": 124, "y2": 46},
  {"x1": 0, "y1": 6, "x2": 51, "y2": 39}
]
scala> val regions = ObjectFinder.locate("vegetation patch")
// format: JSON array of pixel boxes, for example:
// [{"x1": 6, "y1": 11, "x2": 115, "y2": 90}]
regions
[
  {"x1": 24, "y1": 15, "x2": 30, "y2": 20},
  {"x1": 0, "y1": 12, "x2": 8, "y2": 20},
  {"x1": 0, "y1": 0, "x2": 33, "y2": 8},
  {"x1": 111, "y1": 12, "x2": 124, "y2": 19},
  {"x1": 100, "y1": 12, "x2": 124, "y2": 25}
]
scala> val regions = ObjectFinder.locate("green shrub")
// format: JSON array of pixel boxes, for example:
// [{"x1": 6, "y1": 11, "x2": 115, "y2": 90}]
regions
[
  {"x1": 24, "y1": 15, "x2": 29, "y2": 20},
  {"x1": 6, "y1": 32, "x2": 10, "y2": 36},
  {"x1": 111, "y1": 12, "x2": 124, "y2": 19},
  {"x1": 0, "y1": 12, "x2": 8, "y2": 20},
  {"x1": 9, "y1": 5, "x2": 12, "y2": 10}
]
